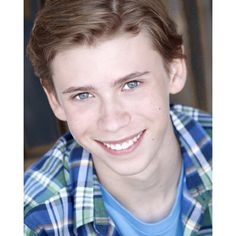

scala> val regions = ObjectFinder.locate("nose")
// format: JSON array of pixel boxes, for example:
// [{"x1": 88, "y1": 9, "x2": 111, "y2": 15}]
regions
[{"x1": 98, "y1": 98, "x2": 131, "y2": 133}]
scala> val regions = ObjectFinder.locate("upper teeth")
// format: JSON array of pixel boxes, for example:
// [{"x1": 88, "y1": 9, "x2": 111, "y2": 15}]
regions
[{"x1": 103, "y1": 133, "x2": 142, "y2": 151}]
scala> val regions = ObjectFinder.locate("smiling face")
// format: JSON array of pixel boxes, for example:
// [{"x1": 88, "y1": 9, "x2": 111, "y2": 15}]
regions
[{"x1": 46, "y1": 32, "x2": 186, "y2": 177}]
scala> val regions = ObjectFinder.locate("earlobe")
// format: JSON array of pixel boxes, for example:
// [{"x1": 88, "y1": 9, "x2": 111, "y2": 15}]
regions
[
  {"x1": 168, "y1": 58, "x2": 187, "y2": 94},
  {"x1": 41, "y1": 83, "x2": 67, "y2": 121}
]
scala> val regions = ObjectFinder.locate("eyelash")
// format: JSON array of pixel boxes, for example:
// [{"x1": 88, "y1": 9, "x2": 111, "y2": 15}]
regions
[
  {"x1": 72, "y1": 92, "x2": 94, "y2": 101},
  {"x1": 71, "y1": 80, "x2": 142, "y2": 101},
  {"x1": 122, "y1": 80, "x2": 141, "y2": 91}
]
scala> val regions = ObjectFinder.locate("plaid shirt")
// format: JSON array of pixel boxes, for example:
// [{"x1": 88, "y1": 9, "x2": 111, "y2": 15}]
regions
[{"x1": 24, "y1": 104, "x2": 212, "y2": 236}]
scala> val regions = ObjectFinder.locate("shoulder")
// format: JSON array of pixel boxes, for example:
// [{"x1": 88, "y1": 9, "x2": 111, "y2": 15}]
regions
[
  {"x1": 24, "y1": 132, "x2": 78, "y2": 217},
  {"x1": 170, "y1": 104, "x2": 212, "y2": 138}
]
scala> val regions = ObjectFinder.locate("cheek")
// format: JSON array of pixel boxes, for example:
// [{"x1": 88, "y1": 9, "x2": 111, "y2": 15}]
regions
[
  {"x1": 137, "y1": 90, "x2": 169, "y2": 117},
  {"x1": 65, "y1": 110, "x2": 97, "y2": 138}
]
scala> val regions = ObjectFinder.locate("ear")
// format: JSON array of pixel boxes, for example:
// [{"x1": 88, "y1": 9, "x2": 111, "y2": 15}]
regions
[
  {"x1": 42, "y1": 83, "x2": 67, "y2": 121},
  {"x1": 168, "y1": 57, "x2": 187, "y2": 94}
]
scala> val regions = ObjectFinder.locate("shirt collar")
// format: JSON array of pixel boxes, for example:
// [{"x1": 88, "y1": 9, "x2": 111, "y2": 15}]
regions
[
  {"x1": 68, "y1": 146, "x2": 111, "y2": 233},
  {"x1": 170, "y1": 106, "x2": 212, "y2": 233},
  {"x1": 170, "y1": 107, "x2": 212, "y2": 197}
]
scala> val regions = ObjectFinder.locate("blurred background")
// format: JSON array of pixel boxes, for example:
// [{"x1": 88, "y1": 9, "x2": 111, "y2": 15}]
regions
[{"x1": 24, "y1": 0, "x2": 212, "y2": 169}]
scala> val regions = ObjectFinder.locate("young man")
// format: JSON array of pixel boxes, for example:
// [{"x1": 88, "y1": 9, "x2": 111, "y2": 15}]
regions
[{"x1": 24, "y1": 0, "x2": 212, "y2": 235}]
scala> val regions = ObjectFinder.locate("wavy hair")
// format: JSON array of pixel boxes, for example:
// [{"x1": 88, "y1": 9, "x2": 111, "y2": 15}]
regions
[{"x1": 27, "y1": 0, "x2": 184, "y2": 91}]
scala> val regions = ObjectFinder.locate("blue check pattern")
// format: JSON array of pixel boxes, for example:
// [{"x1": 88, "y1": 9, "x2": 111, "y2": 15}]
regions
[{"x1": 24, "y1": 104, "x2": 212, "y2": 235}]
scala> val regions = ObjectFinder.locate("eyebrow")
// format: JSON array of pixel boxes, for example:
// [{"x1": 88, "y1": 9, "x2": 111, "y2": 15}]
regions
[
  {"x1": 62, "y1": 71, "x2": 150, "y2": 94},
  {"x1": 113, "y1": 71, "x2": 150, "y2": 87}
]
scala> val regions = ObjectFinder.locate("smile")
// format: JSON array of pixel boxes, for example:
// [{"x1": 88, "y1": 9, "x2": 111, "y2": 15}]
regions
[
  {"x1": 97, "y1": 130, "x2": 145, "y2": 154},
  {"x1": 103, "y1": 132, "x2": 142, "y2": 151}
]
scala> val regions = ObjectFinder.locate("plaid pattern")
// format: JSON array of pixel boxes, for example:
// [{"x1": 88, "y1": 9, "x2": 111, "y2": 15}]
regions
[{"x1": 24, "y1": 104, "x2": 212, "y2": 236}]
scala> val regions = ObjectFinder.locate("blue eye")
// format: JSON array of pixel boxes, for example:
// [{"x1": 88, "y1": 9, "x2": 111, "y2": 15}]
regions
[
  {"x1": 74, "y1": 92, "x2": 93, "y2": 100},
  {"x1": 123, "y1": 81, "x2": 140, "y2": 90}
]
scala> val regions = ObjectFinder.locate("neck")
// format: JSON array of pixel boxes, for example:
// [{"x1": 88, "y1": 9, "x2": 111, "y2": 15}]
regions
[{"x1": 94, "y1": 125, "x2": 182, "y2": 222}]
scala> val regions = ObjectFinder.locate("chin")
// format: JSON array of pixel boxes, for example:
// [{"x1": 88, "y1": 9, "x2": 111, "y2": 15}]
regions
[{"x1": 109, "y1": 160, "x2": 151, "y2": 177}]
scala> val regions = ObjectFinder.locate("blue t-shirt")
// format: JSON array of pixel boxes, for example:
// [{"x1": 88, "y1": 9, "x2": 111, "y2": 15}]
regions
[{"x1": 100, "y1": 164, "x2": 184, "y2": 236}]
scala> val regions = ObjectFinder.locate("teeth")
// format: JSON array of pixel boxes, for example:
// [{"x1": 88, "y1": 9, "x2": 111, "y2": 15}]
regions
[
  {"x1": 128, "y1": 140, "x2": 133, "y2": 146},
  {"x1": 103, "y1": 132, "x2": 142, "y2": 151},
  {"x1": 104, "y1": 143, "x2": 111, "y2": 148},
  {"x1": 115, "y1": 144, "x2": 122, "y2": 151},
  {"x1": 121, "y1": 142, "x2": 129, "y2": 149}
]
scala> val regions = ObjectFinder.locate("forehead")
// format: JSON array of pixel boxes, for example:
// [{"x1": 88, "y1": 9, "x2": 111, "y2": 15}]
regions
[{"x1": 51, "y1": 32, "x2": 165, "y2": 83}]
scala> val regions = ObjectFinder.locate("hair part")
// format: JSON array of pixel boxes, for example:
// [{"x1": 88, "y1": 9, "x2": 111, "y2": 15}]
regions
[{"x1": 27, "y1": 0, "x2": 185, "y2": 92}]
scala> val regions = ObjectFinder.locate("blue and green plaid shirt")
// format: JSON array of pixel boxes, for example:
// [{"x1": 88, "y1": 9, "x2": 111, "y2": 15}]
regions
[{"x1": 24, "y1": 104, "x2": 212, "y2": 236}]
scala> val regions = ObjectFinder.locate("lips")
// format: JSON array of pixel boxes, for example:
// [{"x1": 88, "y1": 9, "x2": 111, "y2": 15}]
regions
[{"x1": 96, "y1": 130, "x2": 145, "y2": 154}]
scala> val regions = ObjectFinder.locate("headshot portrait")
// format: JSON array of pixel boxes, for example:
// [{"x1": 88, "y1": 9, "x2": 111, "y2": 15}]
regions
[{"x1": 24, "y1": 0, "x2": 212, "y2": 235}]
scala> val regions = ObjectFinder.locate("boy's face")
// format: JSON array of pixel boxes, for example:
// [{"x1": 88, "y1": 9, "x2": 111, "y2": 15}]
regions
[{"x1": 47, "y1": 32, "x2": 186, "y2": 177}]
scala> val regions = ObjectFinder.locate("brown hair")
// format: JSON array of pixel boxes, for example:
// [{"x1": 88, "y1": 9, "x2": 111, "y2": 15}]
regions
[{"x1": 27, "y1": 0, "x2": 184, "y2": 91}]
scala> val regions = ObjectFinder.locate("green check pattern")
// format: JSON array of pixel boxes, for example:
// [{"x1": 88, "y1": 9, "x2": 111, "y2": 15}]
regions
[{"x1": 24, "y1": 104, "x2": 212, "y2": 235}]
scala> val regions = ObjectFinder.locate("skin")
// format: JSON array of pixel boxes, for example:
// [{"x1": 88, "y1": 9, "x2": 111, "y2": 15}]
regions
[{"x1": 45, "y1": 31, "x2": 187, "y2": 222}]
